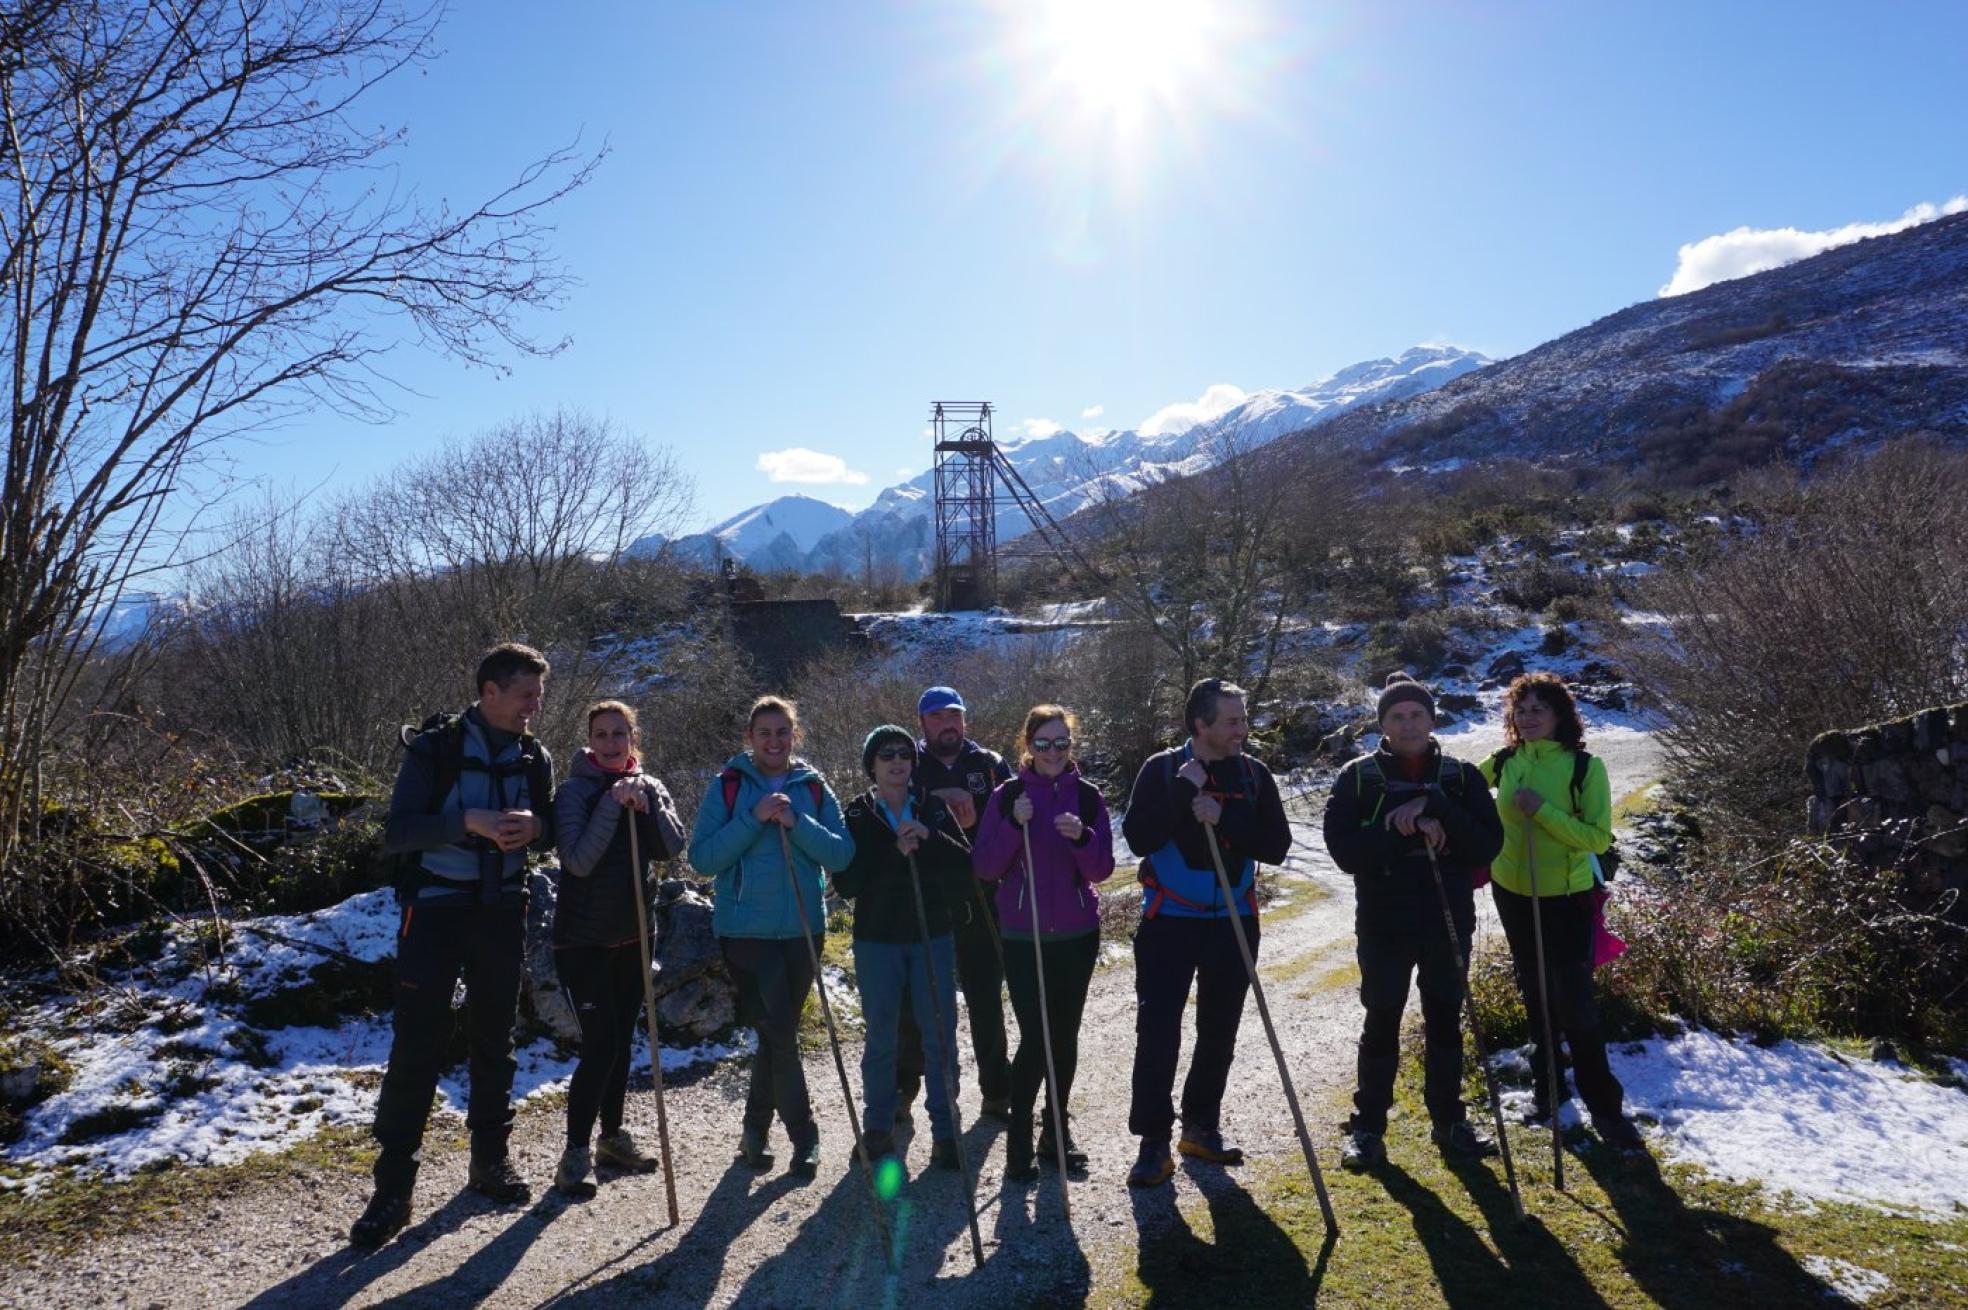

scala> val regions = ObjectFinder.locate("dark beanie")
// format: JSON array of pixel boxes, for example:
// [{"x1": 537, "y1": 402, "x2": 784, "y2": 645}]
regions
[
  {"x1": 861, "y1": 724, "x2": 916, "y2": 777},
  {"x1": 1376, "y1": 672, "x2": 1435, "y2": 723}
]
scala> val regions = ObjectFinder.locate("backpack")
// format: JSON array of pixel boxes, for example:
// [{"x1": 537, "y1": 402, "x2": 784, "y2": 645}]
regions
[
  {"x1": 386, "y1": 711, "x2": 552, "y2": 904},
  {"x1": 996, "y1": 774, "x2": 1105, "y2": 830},
  {"x1": 1485, "y1": 745, "x2": 1622, "y2": 881},
  {"x1": 1136, "y1": 750, "x2": 1261, "y2": 918},
  {"x1": 1350, "y1": 751, "x2": 1470, "y2": 828},
  {"x1": 719, "y1": 767, "x2": 825, "y2": 822}
]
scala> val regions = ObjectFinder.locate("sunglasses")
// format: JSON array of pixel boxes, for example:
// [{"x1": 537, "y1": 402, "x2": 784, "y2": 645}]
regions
[
  {"x1": 874, "y1": 745, "x2": 914, "y2": 762},
  {"x1": 1030, "y1": 736, "x2": 1072, "y2": 753}
]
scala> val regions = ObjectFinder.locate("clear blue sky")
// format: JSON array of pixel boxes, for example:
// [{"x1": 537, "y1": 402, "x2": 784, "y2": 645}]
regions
[{"x1": 264, "y1": 0, "x2": 1968, "y2": 527}]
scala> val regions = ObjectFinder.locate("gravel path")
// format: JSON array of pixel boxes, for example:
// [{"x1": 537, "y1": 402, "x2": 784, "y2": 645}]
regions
[{"x1": 4, "y1": 730, "x2": 1660, "y2": 1308}]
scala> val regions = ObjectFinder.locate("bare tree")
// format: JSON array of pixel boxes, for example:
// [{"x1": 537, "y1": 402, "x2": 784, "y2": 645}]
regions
[
  {"x1": 1073, "y1": 425, "x2": 1365, "y2": 707},
  {"x1": 0, "y1": 1, "x2": 596, "y2": 887},
  {"x1": 333, "y1": 409, "x2": 695, "y2": 748}
]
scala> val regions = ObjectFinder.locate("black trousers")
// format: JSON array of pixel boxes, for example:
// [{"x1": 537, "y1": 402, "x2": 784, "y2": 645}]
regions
[
  {"x1": 1492, "y1": 884, "x2": 1626, "y2": 1122},
  {"x1": 371, "y1": 896, "x2": 525, "y2": 1190},
  {"x1": 1128, "y1": 913, "x2": 1258, "y2": 1140},
  {"x1": 1003, "y1": 931, "x2": 1099, "y2": 1131},
  {"x1": 897, "y1": 889, "x2": 1012, "y2": 1104},
  {"x1": 1351, "y1": 898, "x2": 1473, "y2": 1135},
  {"x1": 556, "y1": 940, "x2": 646, "y2": 1147},
  {"x1": 721, "y1": 934, "x2": 819, "y2": 1144}
]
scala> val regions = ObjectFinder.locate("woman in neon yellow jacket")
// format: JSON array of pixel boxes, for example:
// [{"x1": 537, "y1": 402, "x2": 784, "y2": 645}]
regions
[{"x1": 1479, "y1": 673, "x2": 1642, "y2": 1152}]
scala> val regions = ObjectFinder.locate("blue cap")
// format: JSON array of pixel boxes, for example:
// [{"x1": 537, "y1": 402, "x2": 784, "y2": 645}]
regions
[{"x1": 917, "y1": 686, "x2": 965, "y2": 716}]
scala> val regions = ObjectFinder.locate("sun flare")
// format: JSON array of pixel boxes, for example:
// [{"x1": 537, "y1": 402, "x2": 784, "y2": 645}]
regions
[{"x1": 1035, "y1": 0, "x2": 1221, "y2": 119}]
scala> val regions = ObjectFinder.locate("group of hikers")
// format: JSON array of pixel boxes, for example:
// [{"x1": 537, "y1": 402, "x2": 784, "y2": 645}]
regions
[{"x1": 349, "y1": 641, "x2": 1642, "y2": 1251}]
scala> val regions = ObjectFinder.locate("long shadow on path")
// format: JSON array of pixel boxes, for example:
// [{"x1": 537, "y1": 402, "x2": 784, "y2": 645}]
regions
[
  {"x1": 1379, "y1": 1160, "x2": 1609, "y2": 1310},
  {"x1": 1573, "y1": 1144, "x2": 1833, "y2": 1307},
  {"x1": 240, "y1": 1186, "x2": 557, "y2": 1310},
  {"x1": 543, "y1": 1159, "x2": 798, "y2": 1308},
  {"x1": 1127, "y1": 1161, "x2": 1327, "y2": 1309},
  {"x1": 731, "y1": 1118, "x2": 1014, "y2": 1308}
]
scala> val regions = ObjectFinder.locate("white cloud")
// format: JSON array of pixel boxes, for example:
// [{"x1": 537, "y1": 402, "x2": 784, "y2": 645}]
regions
[
  {"x1": 755, "y1": 447, "x2": 870, "y2": 486},
  {"x1": 1081, "y1": 404, "x2": 1104, "y2": 419},
  {"x1": 1660, "y1": 196, "x2": 1968, "y2": 297},
  {"x1": 1020, "y1": 418, "x2": 1064, "y2": 439},
  {"x1": 1139, "y1": 383, "x2": 1248, "y2": 437}
]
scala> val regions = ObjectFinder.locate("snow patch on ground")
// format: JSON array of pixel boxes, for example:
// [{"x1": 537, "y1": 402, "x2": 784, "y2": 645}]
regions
[
  {"x1": 1800, "y1": 1255, "x2": 1892, "y2": 1304},
  {"x1": 1, "y1": 889, "x2": 747, "y2": 1188},
  {"x1": 1498, "y1": 1029, "x2": 1968, "y2": 1219}
]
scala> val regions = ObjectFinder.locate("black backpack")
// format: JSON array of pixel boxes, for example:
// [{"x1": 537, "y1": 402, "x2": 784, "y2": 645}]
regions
[
  {"x1": 1485, "y1": 745, "x2": 1622, "y2": 881},
  {"x1": 385, "y1": 711, "x2": 552, "y2": 903}
]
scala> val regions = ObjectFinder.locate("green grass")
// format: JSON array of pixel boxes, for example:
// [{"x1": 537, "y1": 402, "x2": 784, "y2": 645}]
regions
[
  {"x1": 0, "y1": 1123, "x2": 379, "y2": 1267},
  {"x1": 1093, "y1": 1078, "x2": 1968, "y2": 1308},
  {"x1": 1612, "y1": 784, "x2": 1662, "y2": 825}
]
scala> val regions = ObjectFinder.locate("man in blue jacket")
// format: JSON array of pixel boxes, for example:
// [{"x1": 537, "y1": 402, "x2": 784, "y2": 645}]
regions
[{"x1": 1122, "y1": 678, "x2": 1292, "y2": 1188}]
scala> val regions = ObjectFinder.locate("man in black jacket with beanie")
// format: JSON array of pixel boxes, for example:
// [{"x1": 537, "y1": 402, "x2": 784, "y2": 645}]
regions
[{"x1": 1323, "y1": 672, "x2": 1503, "y2": 1171}]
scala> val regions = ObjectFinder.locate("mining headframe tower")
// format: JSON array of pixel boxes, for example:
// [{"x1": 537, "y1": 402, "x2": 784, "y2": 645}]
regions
[{"x1": 929, "y1": 401, "x2": 1093, "y2": 611}]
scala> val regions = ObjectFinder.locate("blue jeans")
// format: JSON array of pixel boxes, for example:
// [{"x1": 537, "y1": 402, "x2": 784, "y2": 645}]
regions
[{"x1": 855, "y1": 934, "x2": 958, "y2": 1140}]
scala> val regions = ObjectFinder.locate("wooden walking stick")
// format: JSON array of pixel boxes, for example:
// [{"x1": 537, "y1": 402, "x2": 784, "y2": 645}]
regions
[
  {"x1": 1202, "y1": 820, "x2": 1339, "y2": 1236},
  {"x1": 1019, "y1": 821, "x2": 1074, "y2": 1219},
  {"x1": 626, "y1": 813, "x2": 680, "y2": 1225},
  {"x1": 1524, "y1": 821, "x2": 1566, "y2": 1191},
  {"x1": 778, "y1": 827, "x2": 897, "y2": 1268},
  {"x1": 906, "y1": 850, "x2": 986, "y2": 1268},
  {"x1": 1423, "y1": 841, "x2": 1524, "y2": 1220}
]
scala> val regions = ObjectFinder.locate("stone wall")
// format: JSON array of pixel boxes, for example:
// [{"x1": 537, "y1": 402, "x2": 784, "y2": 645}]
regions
[{"x1": 1806, "y1": 703, "x2": 1968, "y2": 899}]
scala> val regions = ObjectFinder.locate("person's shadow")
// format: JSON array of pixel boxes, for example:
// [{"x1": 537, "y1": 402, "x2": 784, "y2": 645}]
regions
[
  {"x1": 541, "y1": 1157, "x2": 800, "y2": 1307},
  {"x1": 1380, "y1": 1158, "x2": 1609, "y2": 1310},
  {"x1": 1126, "y1": 1159, "x2": 1327, "y2": 1308},
  {"x1": 1572, "y1": 1143, "x2": 1838, "y2": 1307},
  {"x1": 240, "y1": 1185, "x2": 558, "y2": 1309},
  {"x1": 992, "y1": 1133, "x2": 1092, "y2": 1307},
  {"x1": 730, "y1": 1116, "x2": 1020, "y2": 1307}
]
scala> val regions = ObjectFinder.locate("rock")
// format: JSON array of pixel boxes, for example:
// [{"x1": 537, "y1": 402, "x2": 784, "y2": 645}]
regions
[
  {"x1": 1486, "y1": 651, "x2": 1526, "y2": 681},
  {"x1": 1438, "y1": 692, "x2": 1482, "y2": 714},
  {"x1": 1927, "y1": 805, "x2": 1967, "y2": 860},
  {"x1": 523, "y1": 867, "x2": 582, "y2": 1046},
  {"x1": 0, "y1": 1063, "x2": 43, "y2": 1104},
  {"x1": 656, "y1": 888, "x2": 736, "y2": 1039}
]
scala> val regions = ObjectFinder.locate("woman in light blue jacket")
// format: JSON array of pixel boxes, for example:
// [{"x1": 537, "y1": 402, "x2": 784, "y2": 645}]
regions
[{"x1": 689, "y1": 695, "x2": 853, "y2": 1175}]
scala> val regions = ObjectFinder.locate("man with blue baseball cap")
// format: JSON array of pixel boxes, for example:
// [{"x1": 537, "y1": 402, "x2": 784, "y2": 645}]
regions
[{"x1": 887, "y1": 685, "x2": 1013, "y2": 1124}]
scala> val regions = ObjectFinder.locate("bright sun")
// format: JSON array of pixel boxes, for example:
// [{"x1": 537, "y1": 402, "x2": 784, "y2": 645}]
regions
[{"x1": 1035, "y1": 0, "x2": 1221, "y2": 119}]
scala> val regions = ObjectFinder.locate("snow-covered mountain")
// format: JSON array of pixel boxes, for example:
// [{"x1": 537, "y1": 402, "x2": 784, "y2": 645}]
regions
[
  {"x1": 1298, "y1": 211, "x2": 1968, "y2": 472},
  {"x1": 681, "y1": 345, "x2": 1488, "y2": 579},
  {"x1": 642, "y1": 493, "x2": 856, "y2": 572}
]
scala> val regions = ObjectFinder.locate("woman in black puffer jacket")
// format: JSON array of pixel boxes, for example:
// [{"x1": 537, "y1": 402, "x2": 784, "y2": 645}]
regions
[{"x1": 550, "y1": 699, "x2": 685, "y2": 1195}]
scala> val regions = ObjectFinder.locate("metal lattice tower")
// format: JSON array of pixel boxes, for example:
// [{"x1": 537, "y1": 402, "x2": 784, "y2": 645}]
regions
[
  {"x1": 931, "y1": 400, "x2": 1105, "y2": 611},
  {"x1": 931, "y1": 402, "x2": 997, "y2": 610}
]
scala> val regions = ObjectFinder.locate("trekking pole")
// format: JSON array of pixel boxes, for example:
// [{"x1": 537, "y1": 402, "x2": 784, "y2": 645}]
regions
[
  {"x1": 1202, "y1": 820, "x2": 1338, "y2": 1237},
  {"x1": 966, "y1": 872, "x2": 1010, "y2": 978},
  {"x1": 626, "y1": 814, "x2": 681, "y2": 1226},
  {"x1": 1423, "y1": 841, "x2": 1524, "y2": 1221},
  {"x1": 1019, "y1": 821, "x2": 1074, "y2": 1220},
  {"x1": 906, "y1": 850, "x2": 986, "y2": 1269},
  {"x1": 778, "y1": 827, "x2": 896, "y2": 1268},
  {"x1": 1524, "y1": 822, "x2": 1566, "y2": 1191}
]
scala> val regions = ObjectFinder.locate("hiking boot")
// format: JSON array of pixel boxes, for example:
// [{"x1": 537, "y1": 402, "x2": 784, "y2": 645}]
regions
[
  {"x1": 930, "y1": 1138, "x2": 962, "y2": 1171},
  {"x1": 850, "y1": 1130, "x2": 896, "y2": 1166},
  {"x1": 1038, "y1": 1115, "x2": 1090, "y2": 1171},
  {"x1": 790, "y1": 1131, "x2": 821, "y2": 1179},
  {"x1": 1594, "y1": 1114, "x2": 1646, "y2": 1154},
  {"x1": 1177, "y1": 1126, "x2": 1245, "y2": 1166},
  {"x1": 467, "y1": 1150, "x2": 531, "y2": 1206},
  {"x1": 1432, "y1": 1120, "x2": 1499, "y2": 1160},
  {"x1": 737, "y1": 1123, "x2": 774, "y2": 1170},
  {"x1": 979, "y1": 1095, "x2": 1013, "y2": 1123},
  {"x1": 349, "y1": 1185, "x2": 412, "y2": 1249},
  {"x1": 1004, "y1": 1129, "x2": 1039, "y2": 1183},
  {"x1": 554, "y1": 1145, "x2": 596, "y2": 1198},
  {"x1": 1340, "y1": 1129, "x2": 1387, "y2": 1173},
  {"x1": 596, "y1": 1128, "x2": 660, "y2": 1174},
  {"x1": 1126, "y1": 1138, "x2": 1175, "y2": 1188}
]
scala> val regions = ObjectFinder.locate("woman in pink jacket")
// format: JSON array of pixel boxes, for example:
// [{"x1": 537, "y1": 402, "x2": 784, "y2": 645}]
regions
[{"x1": 972, "y1": 704, "x2": 1115, "y2": 1182}]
